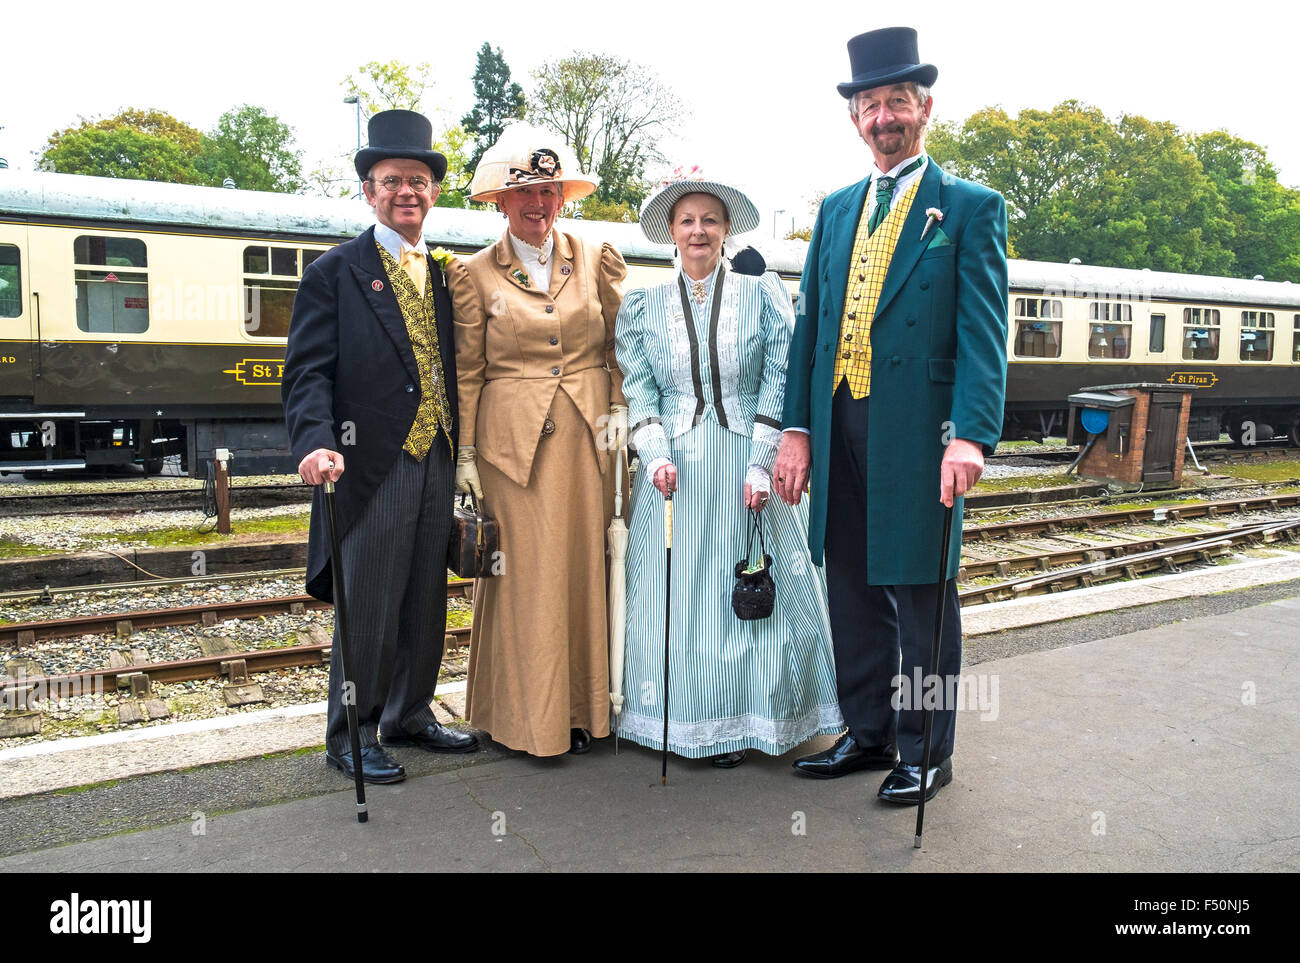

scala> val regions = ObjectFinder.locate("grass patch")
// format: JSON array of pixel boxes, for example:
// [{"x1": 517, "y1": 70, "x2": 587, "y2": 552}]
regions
[
  {"x1": 124, "y1": 513, "x2": 311, "y2": 549},
  {"x1": 972, "y1": 472, "x2": 1078, "y2": 493},
  {"x1": 0, "y1": 541, "x2": 58, "y2": 559},
  {"x1": 260, "y1": 745, "x2": 324, "y2": 761},
  {"x1": 445, "y1": 608, "x2": 473, "y2": 629},
  {"x1": 52, "y1": 777, "x2": 122, "y2": 796},
  {"x1": 1206, "y1": 460, "x2": 1300, "y2": 484}
]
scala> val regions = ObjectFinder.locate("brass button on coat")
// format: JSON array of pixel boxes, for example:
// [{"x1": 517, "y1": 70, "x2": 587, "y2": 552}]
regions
[{"x1": 541, "y1": 418, "x2": 556, "y2": 436}]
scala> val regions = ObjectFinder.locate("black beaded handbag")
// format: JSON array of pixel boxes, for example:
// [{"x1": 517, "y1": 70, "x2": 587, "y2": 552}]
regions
[{"x1": 732, "y1": 509, "x2": 775, "y2": 621}]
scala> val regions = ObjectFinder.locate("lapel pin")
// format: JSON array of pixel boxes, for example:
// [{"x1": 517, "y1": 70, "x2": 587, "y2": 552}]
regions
[
  {"x1": 510, "y1": 268, "x2": 531, "y2": 288},
  {"x1": 920, "y1": 208, "x2": 945, "y2": 242},
  {"x1": 560, "y1": 264, "x2": 571, "y2": 276},
  {"x1": 371, "y1": 280, "x2": 384, "y2": 292}
]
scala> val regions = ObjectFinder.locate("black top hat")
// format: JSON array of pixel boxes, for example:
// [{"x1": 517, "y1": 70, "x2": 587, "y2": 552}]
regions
[
  {"x1": 354, "y1": 109, "x2": 448, "y2": 182},
  {"x1": 837, "y1": 27, "x2": 938, "y2": 99}
]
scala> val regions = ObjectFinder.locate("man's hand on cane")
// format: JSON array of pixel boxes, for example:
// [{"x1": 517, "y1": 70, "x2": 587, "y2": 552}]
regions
[
  {"x1": 299, "y1": 448, "x2": 345, "y2": 486},
  {"x1": 940, "y1": 438, "x2": 984, "y2": 508}
]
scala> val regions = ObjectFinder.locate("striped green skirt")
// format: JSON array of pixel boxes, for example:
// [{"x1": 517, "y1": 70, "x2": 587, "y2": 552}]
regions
[{"x1": 617, "y1": 419, "x2": 843, "y2": 758}]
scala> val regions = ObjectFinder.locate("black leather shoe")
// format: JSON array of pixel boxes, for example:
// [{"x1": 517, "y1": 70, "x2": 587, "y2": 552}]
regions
[
  {"x1": 569, "y1": 728, "x2": 592, "y2": 754},
  {"x1": 326, "y1": 745, "x2": 406, "y2": 784},
  {"x1": 383, "y1": 722, "x2": 479, "y2": 754},
  {"x1": 711, "y1": 749, "x2": 748, "y2": 768},
  {"x1": 877, "y1": 757, "x2": 953, "y2": 805},
  {"x1": 791, "y1": 732, "x2": 898, "y2": 778}
]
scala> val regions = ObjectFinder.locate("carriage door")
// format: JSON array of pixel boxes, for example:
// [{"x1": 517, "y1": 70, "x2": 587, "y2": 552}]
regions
[
  {"x1": 1142, "y1": 391, "x2": 1183, "y2": 484},
  {"x1": 0, "y1": 226, "x2": 34, "y2": 401}
]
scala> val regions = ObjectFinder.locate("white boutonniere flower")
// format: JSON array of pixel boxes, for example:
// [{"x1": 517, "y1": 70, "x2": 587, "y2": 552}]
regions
[
  {"x1": 920, "y1": 207, "x2": 944, "y2": 241},
  {"x1": 429, "y1": 246, "x2": 456, "y2": 271}
]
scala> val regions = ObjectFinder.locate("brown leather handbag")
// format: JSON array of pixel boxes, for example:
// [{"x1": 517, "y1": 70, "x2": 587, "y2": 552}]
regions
[{"x1": 447, "y1": 491, "x2": 500, "y2": 578}]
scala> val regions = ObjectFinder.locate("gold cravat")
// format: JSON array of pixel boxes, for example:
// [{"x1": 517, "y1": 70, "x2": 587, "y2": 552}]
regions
[{"x1": 401, "y1": 248, "x2": 427, "y2": 296}]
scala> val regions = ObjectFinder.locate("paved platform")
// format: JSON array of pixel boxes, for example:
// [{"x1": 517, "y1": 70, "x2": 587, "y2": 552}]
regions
[{"x1": 2, "y1": 584, "x2": 1297, "y2": 872}]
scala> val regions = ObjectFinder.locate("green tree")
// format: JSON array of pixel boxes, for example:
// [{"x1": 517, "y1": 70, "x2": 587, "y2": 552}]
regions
[
  {"x1": 196, "y1": 105, "x2": 304, "y2": 193},
  {"x1": 343, "y1": 60, "x2": 434, "y2": 114},
  {"x1": 578, "y1": 196, "x2": 637, "y2": 222},
  {"x1": 432, "y1": 123, "x2": 474, "y2": 208},
  {"x1": 929, "y1": 101, "x2": 1236, "y2": 275},
  {"x1": 1192, "y1": 131, "x2": 1300, "y2": 282},
  {"x1": 38, "y1": 109, "x2": 204, "y2": 183},
  {"x1": 530, "y1": 53, "x2": 684, "y2": 209},
  {"x1": 462, "y1": 42, "x2": 526, "y2": 172}
]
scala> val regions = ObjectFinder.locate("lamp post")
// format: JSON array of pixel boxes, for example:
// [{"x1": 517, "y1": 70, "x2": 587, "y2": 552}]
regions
[
  {"x1": 773, "y1": 209, "x2": 785, "y2": 240},
  {"x1": 343, "y1": 95, "x2": 362, "y2": 198}
]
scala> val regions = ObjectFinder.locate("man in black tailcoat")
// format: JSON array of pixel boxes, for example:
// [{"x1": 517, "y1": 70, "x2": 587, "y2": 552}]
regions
[{"x1": 282, "y1": 109, "x2": 478, "y2": 784}]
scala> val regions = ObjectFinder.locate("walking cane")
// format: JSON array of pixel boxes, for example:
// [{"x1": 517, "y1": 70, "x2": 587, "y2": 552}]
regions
[
  {"x1": 914, "y1": 504, "x2": 955, "y2": 848},
  {"x1": 322, "y1": 480, "x2": 368, "y2": 824},
  {"x1": 661, "y1": 492, "x2": 673, "y2": 786}
]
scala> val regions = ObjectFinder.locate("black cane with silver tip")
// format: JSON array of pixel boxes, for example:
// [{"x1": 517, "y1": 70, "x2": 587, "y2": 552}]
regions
[
  {"x1": 915, "y1": 504, "x2": 955, "y2": 848},
  {"x1": 323, "y1": 479, "x2": 368, "y2": 824}
]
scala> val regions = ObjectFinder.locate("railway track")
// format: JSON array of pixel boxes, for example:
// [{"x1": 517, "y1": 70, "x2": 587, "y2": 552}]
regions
[
  {"x1": 0, "y1": 483, "x2": 311, "y2": 518},
  {"x1": 959, "y1": 517, "x2": 1300, "y2": 605}
]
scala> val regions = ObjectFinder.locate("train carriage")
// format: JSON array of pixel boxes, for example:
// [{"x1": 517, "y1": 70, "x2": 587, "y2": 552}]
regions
[
  {"x1": 1004, "y1": 261, "x2": 1300, "y2": 444},
  {"x1": 1, "y1": 170, "x2": 1297, "y2": 476}
]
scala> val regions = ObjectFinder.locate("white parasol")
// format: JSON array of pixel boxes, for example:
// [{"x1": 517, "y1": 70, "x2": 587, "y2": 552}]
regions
[{"x1": 607, "y1": 442, "x2": 629, "y2": 750}]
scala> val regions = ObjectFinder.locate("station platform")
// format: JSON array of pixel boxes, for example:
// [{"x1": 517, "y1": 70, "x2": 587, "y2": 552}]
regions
[{"x1": 2, "y1": 573, "x2": 1297, "y2": 873}]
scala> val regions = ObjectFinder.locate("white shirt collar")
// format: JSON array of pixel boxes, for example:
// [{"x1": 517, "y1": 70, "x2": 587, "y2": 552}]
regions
[
  {"x1": 373, "y1": 222, "x2": 427, "y2": 262},
  {"x1": 509, "y1": 232, "x2": 555, "y2": 290}
]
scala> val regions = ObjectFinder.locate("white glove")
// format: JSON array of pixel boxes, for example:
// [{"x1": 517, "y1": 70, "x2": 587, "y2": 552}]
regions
[
  {"x1": 744, "y1": 464, "x2": 772, "y2": 511},
  {"x1": 455, "y1": 445, "x2": 483, "y2": 502},
  {"x1": 745, "y1": 464, "x2": 772, "y2": 495},
  {"x1": 607, "y1": 404, "x2": 629, "y2": 452}
]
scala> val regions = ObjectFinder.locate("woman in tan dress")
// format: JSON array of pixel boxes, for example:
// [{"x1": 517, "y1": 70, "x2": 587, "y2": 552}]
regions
[{"x1": 446, "y1": 125, "x2": 627, "y2": 757}]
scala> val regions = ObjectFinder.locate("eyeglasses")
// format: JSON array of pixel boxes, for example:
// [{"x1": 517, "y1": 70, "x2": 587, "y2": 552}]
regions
[{"x1": 371, "y1": 175, "x2": 433, "y2": 193}]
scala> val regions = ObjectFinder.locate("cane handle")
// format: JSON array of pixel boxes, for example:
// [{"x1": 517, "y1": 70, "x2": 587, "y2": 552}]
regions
[{"x1": 664, "y1": 494, "x2": 673, "y2": 548}]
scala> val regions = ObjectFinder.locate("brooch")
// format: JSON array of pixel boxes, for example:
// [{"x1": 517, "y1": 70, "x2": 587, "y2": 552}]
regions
[
  {"x1": 371, "y1": 280, "x2": 384, "y2": 292},
  {"x1": 560, "y1": 264, "x2": 571, "y2": 276},
  {"x1": 920, "y1": 207, "x2": 944, "y2": 242},
  {"x1": 510, "y1": 268, "x2": 531, "y2": 288}
]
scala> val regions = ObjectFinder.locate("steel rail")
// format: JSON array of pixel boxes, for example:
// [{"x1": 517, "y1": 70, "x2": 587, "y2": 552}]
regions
[
  {"x1": 960, "y1": 517, "x2": 1300, "y2": 605},
  {"x1": 0, "y1": 581, "x2": 475, "y2": 645}
]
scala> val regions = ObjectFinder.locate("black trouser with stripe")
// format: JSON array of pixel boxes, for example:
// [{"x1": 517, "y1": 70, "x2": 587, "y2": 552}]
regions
[
  {"x1": 326, "y1": 447, "x2": 454, "y2": 756},
  {"x1": 823, "y1": 382, "x2": 961, "y2": 766}
]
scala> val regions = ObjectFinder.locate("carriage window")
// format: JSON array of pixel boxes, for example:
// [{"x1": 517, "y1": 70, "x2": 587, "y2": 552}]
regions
[
  {"x1": 1239, "y1": 311, "x2": 1275, "y2": 362},
  {"x1": 1292, "y1": 315, "x2": 1299, "y2": 363},
  {"x1": 242, "y1": 245, "x2": 324, "y2": 339},
  {"x1": 1149, "y1": 313, "x2": 1165, "y2": 353},
  {"x1": 1182, "y1": 307, "x2": 1220, "y2": 361},
  {"x1": 1088, "y1": 303, "x2": 1132, "y2": 359},
  {"x1": 0, "y1": 245, "x2": 20, "y2": 318},
  {"x1": 1013, "y1": 297, "x2": 1063, "y2": 358},
  {"x1": 74, "y1": 235, "x2": 149, "y2": 333}
]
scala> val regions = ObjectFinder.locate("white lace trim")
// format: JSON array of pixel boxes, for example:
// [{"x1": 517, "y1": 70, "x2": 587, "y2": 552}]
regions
[{"x1": 614, "y1": 703, "x2": 844, "y2": 755}]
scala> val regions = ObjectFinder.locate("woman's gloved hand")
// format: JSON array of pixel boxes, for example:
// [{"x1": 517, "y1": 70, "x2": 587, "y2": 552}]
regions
[{"x1": 456, "y1": 445, "x2": 484, "y2": 502}]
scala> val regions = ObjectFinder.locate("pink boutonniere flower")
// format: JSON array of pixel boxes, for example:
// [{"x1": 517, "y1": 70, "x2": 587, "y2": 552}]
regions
[{"x1": 920, "y1": 207, "x2": 944, "y2": 241}]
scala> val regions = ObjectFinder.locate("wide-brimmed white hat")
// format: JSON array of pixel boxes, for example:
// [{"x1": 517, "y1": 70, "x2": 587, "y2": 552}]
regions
[
  {"x1": 639, "y1": 171, "x2": 760, "y2": 246},
  {"x1": 468, "y1": 123, "x2": 598, "y2": 203}
]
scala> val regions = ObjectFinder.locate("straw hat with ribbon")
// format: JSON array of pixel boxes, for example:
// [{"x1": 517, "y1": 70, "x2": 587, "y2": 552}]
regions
[
  {"x1": 468, "y1": 123, "x2": 598, "y2": 204},
  {"x1": 638, "y1": 166, "x2": 760, "y2": 246}
]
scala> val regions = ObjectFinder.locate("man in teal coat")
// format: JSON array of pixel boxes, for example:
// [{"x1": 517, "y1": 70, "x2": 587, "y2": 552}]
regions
[{"x1": 775, "y1": 27, "x2": 1008, "y2": 804}]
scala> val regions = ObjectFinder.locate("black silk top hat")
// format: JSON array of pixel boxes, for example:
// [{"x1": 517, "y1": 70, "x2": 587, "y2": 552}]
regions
[
  {"x1": 837, "y1": 27, "x2": 938, "y2": 99},
  {"x1": 354, "y1": 109, "x2": 448, "y2": 182}
]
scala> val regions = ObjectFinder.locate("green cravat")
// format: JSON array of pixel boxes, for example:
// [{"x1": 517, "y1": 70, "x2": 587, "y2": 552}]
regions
[{"x1": 867, "y1": 157, "x2": 925, "y2": 236}]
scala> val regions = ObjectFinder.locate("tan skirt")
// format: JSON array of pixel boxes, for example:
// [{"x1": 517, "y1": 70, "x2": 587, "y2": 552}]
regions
[{"x1": 465, "y1": 390, "x2": 614, "y2": 756}]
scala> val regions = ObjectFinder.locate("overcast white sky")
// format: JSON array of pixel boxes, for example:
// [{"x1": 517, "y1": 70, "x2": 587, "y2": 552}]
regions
[{"x1": 2, "y1": 0, "x2": 1295, "y2": 238}]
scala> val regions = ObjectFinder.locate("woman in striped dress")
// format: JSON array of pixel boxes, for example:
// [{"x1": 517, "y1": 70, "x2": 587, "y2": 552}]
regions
[{"x1": 614, "y1": 178, "x2": 842, "y2": 767}]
